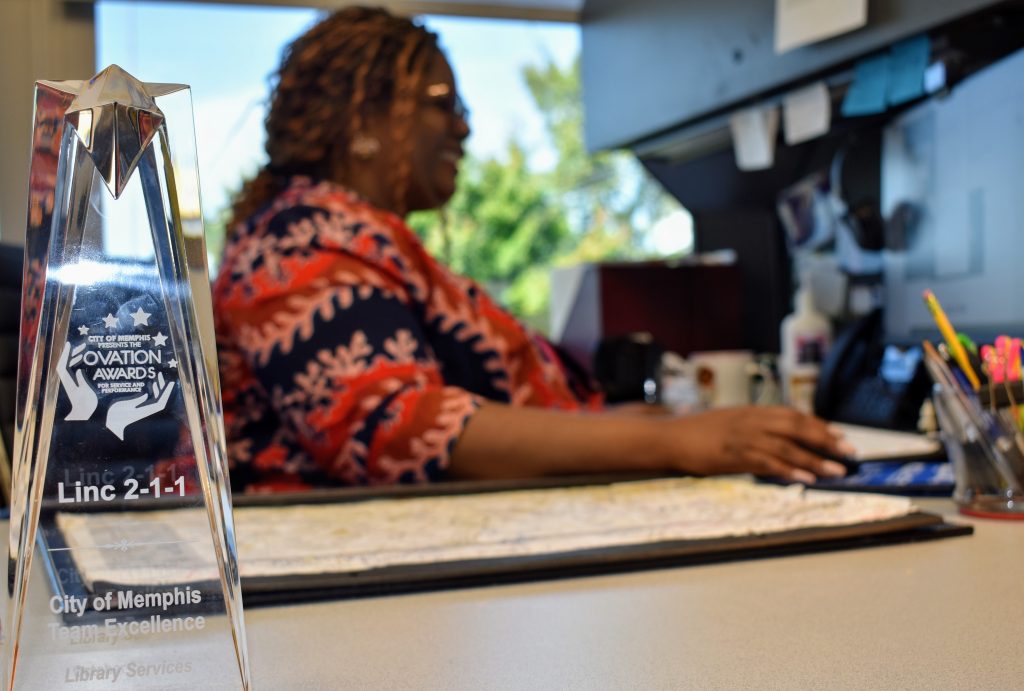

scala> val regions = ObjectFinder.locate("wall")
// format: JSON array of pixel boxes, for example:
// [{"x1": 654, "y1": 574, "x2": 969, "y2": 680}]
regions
[
  {"x1": 580, "y1": 0, "x2": 1002, "y2": 152},
  {"x1": 0, "y1": 0, "x2": 95, "y2": 246}
]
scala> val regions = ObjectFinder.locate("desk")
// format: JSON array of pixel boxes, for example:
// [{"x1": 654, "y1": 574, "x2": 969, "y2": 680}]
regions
[
  {"x1": 241, "y1": 500, "x2": 1021, "y2": 690},
  {"x1": 6, "y1": 500, "x2": 1021, "y2": 689}
]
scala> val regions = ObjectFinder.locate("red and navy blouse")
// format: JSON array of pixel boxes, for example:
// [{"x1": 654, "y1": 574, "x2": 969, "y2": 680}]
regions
[{"x1": 214, "y1": 177, "x2": 599, "y2": 491}]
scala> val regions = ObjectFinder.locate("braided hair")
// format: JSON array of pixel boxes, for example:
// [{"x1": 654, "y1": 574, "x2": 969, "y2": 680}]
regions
[{"x1": 229, "y1": 7, "x2": 440, "y2": 228}]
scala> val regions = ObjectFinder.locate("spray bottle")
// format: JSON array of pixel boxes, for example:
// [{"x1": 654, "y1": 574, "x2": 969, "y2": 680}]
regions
[{"x1": 780, "y1": 274, "x2": 832, "y2": 414}]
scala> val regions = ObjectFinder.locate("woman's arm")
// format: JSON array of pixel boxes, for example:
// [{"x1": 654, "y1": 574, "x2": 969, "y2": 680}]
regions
[{"x1": 449, "y1": 403, "x2": 854, "y2": 484}]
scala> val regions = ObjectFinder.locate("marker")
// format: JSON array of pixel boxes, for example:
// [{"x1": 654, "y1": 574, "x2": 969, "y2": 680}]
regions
[
  {"x1": 981, "y1": 344, "x2": 1003, "y2": 384},
  {"x1": 958, "y1": 332, "x2": 978, "y2": 356},
  {"x1": 922, "y1": 290, "x2": 981, "y2": 391}
]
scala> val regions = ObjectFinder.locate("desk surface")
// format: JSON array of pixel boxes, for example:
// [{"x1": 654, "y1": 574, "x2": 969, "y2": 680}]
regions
[
  {"x1": 242, "y1": 499, "x2": 1022, "y2": 690},
  {"x1": 6, "y1": 500, "x2": 1020, "y2": 689}
]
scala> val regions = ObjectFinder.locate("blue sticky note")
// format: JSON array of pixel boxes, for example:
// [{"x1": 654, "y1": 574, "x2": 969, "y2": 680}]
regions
[
  {"x1": 888, "y1": 35, "x2": 930, "y2": 105},
  {"x1": 841, "y1": 54, "x2": 890, "y2": 117}
]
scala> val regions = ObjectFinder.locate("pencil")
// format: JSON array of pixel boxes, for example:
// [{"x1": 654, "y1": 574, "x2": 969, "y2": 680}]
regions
[{"x1": 923, "y1": 290, "x2": 981, "y2": 391}]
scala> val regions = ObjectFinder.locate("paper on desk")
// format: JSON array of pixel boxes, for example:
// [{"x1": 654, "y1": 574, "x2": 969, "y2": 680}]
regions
[
  {"x1": 831, "y1": 423, "x2": 942, "y2": 461},
  {"x1": 783, "y1": 81, "x2": 831, "y2": 145},
  {"x1": 775, "y1": 0, "x2": 867, "y2": 54},
  {"x1": 55, "y1": 477, "x2": 915, "y2": 589},
  {"x1": 730, "y1": 105, "x2": 779, "y2": 171}
]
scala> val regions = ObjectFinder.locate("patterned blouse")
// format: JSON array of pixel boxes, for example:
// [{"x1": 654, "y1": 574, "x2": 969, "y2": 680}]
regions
[{"x1": 214, "y1": 177, "x2": 599, "y2": 492}]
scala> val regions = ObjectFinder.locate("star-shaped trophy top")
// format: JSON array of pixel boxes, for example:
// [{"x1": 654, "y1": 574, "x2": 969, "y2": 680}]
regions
[{"x1": 40, "y1": 65, "x2": 185, "y2": 199}]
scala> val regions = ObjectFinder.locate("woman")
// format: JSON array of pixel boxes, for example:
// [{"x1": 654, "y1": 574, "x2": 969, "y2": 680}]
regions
[{"x1": 214, "y1": 7, "x2": 853, "y2": 492}]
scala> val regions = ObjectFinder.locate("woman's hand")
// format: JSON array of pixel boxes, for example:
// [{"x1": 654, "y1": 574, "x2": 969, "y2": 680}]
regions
[
  {"x1": 664, "y1": 406, "x2": 855, "y2": 484},
  {"x1": 450, "y1": 402, "x2": 854, "y2": 484}
]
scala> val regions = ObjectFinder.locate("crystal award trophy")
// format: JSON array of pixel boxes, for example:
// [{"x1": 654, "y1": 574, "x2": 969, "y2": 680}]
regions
[{"x1": 3, "y1": 66, "x2": 251, "y2": 689}]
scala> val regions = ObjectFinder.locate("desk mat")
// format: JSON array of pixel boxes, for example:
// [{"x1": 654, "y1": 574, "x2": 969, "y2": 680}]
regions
[
  {"x1": 39, "y1": 475, "x2": 973, "y2": 610},
  {"x1": 235, "y1": 513, "x2": 969, "y2": 606}
]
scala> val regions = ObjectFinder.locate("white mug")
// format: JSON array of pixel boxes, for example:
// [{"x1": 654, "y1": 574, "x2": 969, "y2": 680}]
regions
[{"x1": 688, "y1": 350, "x2": 759, "y2": 409}]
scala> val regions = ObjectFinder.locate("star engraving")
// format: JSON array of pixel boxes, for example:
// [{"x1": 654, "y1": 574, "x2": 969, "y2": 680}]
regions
[
  {"x1": 152, "y1": 332, "x2": 168, "y2": 347},
  {"x1": 53, "y1": 65, "x2": 185, "y2": 199},
  {"x1": 78, "y1": 325, "x2": 90, "y2": 336},
  {"x1": 130, "y1": 307, "x2": 151, "y2": 327},
  {"x1": 103, "y1": 313, "x2": 119, "y2": 329}
]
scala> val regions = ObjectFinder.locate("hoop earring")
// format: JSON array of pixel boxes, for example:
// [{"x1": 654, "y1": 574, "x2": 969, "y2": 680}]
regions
[{"x1": 349, "y1": 133, "x2": 381, "y2": 160}]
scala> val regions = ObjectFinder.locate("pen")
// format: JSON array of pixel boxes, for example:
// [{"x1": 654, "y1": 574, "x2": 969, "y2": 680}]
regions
[
  {"x1": 922, "y1": 290, "x2": 981, "y2": 391},
  {"x1": 936, "y1": 342, "x2": 973, "y2": 395}
]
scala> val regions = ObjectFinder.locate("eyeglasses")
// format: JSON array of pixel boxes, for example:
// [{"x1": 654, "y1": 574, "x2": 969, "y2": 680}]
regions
[{"x1": 422, "y1": 83, "x2": 470, "y2": 121}]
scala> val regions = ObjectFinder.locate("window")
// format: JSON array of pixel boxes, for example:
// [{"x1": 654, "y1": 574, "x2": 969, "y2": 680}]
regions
[
  {"x1": 97, "y1": 1, "x2": 321, "y2": 262},
  {"x1": 412, "y1": 15, "x2": 693, "y2": 329},
  {"x1": 96, "y1": 3, "x2": 691, "y2": 331}
]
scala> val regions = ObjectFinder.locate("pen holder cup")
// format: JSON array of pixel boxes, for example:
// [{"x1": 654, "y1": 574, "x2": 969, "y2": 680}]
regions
[{"x1": 931, "y1": 382, "x2": 1024, "y2": 519}]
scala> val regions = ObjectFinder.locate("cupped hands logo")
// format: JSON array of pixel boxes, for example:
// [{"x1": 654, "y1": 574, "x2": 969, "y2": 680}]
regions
[
  {"x1": 105, "y1": 372, "x2": 175, "y2": 440},
  {"x1": 56, "y1": 309, "x2": 177, "y2": 440},
  {"x1": 57, "y1": 341, "x2": 98, "y2": 421}
]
